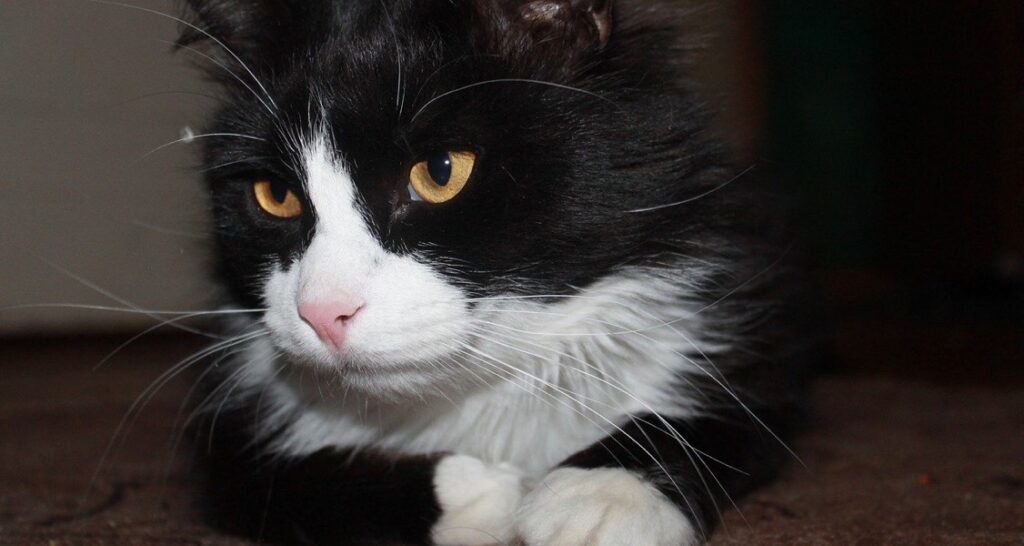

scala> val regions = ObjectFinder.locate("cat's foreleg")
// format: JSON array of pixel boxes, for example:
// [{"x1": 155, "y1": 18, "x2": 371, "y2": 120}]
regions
[
  {"x1": 202, "y1": 445, "x2": 439, "y2": 544},
  {"x1": 202, "y1": 441, "x2": 525, "y2": 546},
  {"x1": 514, "y1": 409, "x2": 795, "y2": 546}
]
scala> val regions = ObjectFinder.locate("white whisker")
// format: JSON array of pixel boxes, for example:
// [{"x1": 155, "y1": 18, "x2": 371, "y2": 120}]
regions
[
  {"x1": 87, "y1": 328, "x2": 268, "y2": 500},
  {"x1": 139, "y1": 132, "x2": 266, "y2": 161},
  {"x1": 411, "y1": 78, "x2": 617, "y2": 123},
  {"x1": 455, "y1": 341, "x2": 700, "y2": 524},
  {"x1": 129, "y1": 219, "x2": 208, "y2": 240},
  {"x1": 91, "y1": 311, "x2": 231, "y2": 372},
  {"x1": 0, "y1": 303, "x2": 265, "y2": 318},
  {"x1": 26, "y1": 255, "x2": 215, "y2": 337},
  {"x1": 467, "y1": 327, "x2": 735, "y2": 525},
  {"x1": 85, "y1": 0, "x2": 278, "y2": 112},
  {"x1": 625, "y1": 165, "x2": 757, "y2": 213}
]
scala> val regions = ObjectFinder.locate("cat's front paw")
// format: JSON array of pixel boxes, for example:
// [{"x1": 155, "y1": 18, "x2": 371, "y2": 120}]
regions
[
  {"x1": 432, "y1": 454, "x2": 525, "y2": 546},
  {"x1": 514, "y1": 467, "x2": 698, "y2": 546}
]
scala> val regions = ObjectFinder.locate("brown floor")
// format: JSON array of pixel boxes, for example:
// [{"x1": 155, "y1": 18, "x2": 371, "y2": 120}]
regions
[{"x1": 1, "y1": 334, "x2": 1022, "y2": 546}]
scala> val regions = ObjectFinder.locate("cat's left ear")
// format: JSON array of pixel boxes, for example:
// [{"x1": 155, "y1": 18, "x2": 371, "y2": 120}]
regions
[{"x1": 495, "y1": 0, "x2": 613, "y2": 52}]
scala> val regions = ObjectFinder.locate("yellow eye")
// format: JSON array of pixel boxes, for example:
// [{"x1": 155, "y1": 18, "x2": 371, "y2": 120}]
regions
[
  {"x1": 408, "y1": 151, "x2": 476, "y2": 204},
  {"x1": 253, "y1": 180, "x2": 302, "y2": 218}
]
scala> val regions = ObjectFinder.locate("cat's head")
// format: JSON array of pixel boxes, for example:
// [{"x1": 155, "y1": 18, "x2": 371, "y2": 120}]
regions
[{"x1": 181, "y1": 0, "x2": 723, "y2": 397}]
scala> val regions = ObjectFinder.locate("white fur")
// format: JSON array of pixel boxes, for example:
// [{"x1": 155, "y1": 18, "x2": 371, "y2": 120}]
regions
[
  {"x1": 432, "y1": 455, "x2": 525, "y2": 546},
  {"x1": 238, "y1": 262, "x2": 723, "y2": 475},
  {"x1": 515, "y1": 467, "x2": 698, "y2": 546},
  {"x1": 260, "y1": 135, "x2": 470, "y2": 396}
]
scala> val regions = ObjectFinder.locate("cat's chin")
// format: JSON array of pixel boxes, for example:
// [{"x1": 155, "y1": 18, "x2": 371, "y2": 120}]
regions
[
  {"x1": 276, "y1": 346, "x2": 467, "y2": 401},
  {"x1": 335, "y1": 366, "x2": 461, "y2": 400}
]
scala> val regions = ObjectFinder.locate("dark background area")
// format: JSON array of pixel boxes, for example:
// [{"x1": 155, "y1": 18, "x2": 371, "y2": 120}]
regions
[{"x1": 743, "y1": 1, "x2": 1024, "y2": 383}]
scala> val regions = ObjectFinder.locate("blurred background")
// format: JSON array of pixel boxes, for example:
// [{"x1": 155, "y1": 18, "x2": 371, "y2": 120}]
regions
[
  {"x1": 1, "y1": 0, "x2": 216, "y2": 334},
  {"x1": 1, "y1": 1, "x2": 1022, "y2": 380}
]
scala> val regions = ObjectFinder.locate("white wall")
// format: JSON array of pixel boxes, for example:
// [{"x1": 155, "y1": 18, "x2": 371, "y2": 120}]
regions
[{"x1": 1, "y1": 0, "x2": 216, "y2": 334}]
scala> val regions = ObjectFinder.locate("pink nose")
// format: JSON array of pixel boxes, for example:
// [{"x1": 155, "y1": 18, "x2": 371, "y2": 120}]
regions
[{"x1": 298, "y1": 298, "x2": 364, "y2": 350}]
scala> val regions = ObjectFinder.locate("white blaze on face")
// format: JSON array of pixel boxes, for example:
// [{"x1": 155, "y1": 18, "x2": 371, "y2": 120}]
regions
[{"x1": 261, "y1": 134, "x2": 469, "y2": 391}]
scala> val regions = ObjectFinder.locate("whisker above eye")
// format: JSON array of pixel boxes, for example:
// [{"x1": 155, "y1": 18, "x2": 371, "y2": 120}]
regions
[
  {"x1": 410, "y1": 78, "x2": 619, "y2": 123},
  {"x1": 409, "y1": 53, "x2": 502, "y2": 110},
  {"x1": 200, "y1": 156, "x2": 275, "y2": 174},
  {"x1": 376, "y1": 0, "x2": 405, "y2": 116},
  {"x1": 138, "y1": 132, "x2": 267, "y2": 161}
]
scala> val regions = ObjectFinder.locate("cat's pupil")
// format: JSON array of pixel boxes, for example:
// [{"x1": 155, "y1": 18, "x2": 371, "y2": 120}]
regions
[
  {"x1": 427, "y1": 153, "x2": 452, "y2": 186},
  {"x1": 269, "y1": 180, "x2": 289, "y2": 203}
]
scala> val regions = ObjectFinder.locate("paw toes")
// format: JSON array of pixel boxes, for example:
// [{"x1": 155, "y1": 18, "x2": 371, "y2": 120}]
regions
[{"x1": 514, "y1": 467, "x2": 698, "y2": 546}]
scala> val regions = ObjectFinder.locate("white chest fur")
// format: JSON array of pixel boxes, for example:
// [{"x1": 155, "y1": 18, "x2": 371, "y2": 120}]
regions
[{"x1": 233, "y1": 269, "x2": 721, "y2": 476}]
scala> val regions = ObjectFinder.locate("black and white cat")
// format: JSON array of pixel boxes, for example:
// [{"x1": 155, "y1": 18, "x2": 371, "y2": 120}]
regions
[{"x1": 180, "y1": 1, "x2": 815, "y2": 544}]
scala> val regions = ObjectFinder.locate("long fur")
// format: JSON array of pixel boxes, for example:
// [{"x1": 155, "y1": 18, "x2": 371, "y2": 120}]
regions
[{"x1": 179, "y1": 1, "x2": 818, "y2": 544}]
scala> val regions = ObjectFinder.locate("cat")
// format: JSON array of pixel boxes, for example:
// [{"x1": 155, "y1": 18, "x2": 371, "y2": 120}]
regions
[{"x1": 178, "y1": 1, "x2": 816, "y2": 545}]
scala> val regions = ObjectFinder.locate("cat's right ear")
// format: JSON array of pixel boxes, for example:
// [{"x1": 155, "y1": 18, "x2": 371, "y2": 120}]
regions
[
  {"x1": 176, "y1": 0, "x2": 303, "y2": 78},
  {"x1": 489, "y1": 0, "x2": 614, "y2": 53},
  {"x1": 519, "y1": 0, "x2": 612, "y2": 48},
  {"x1": 178, "y1": 0, "x2": 268, "y2": 56}
]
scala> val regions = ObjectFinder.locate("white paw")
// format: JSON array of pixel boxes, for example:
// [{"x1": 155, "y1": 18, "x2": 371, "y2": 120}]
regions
[
  {"x1": 432, "y1": 454, "x2": 525, "y2": 546},
  {"x1": 514, "y1": 467, "x2": 698, "y2": 546}
]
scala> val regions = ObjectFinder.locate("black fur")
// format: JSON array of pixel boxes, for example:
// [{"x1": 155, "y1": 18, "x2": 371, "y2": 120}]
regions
[
  {"x1": 181, "y1": 1, "x2": 818, "y2": 544},
  {"x1": 197, "y1": 407, "x2": 442, "y2": 545},
  {"x1": 187, "y1": 0, "x2": 731, "y2": 303}
]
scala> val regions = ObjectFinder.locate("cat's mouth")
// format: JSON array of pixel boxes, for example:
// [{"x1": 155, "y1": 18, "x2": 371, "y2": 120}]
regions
[
  {"x1": 261, "y1": 304, "x2": 469, "y2": 395},
  {"x1": 273, "y1": 343, "x2": 467, "y2": 399}
]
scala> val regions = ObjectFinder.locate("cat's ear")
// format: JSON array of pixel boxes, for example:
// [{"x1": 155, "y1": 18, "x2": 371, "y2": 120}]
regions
[
  {"x1": 499, "y1": 0, "x2": 614, "y2": 52},
  {"x1": 176, "y1": 0, "x2": 297, "y2": 71},
  {"x1": 178, "y1": 0, "x2": 267, "y2": 52},
  {"x1": 517, "y1": 0, "x2": 612, "y2": 48}
]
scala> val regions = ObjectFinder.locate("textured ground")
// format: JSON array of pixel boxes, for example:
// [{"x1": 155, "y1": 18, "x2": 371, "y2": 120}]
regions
[{"x1": 1, "y1": 334, "x2": 1022, "y2": 545}]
